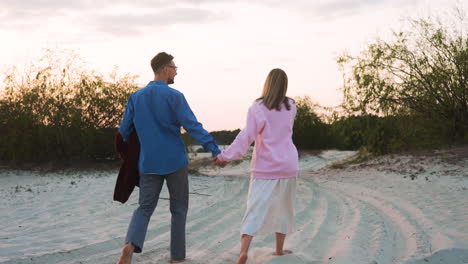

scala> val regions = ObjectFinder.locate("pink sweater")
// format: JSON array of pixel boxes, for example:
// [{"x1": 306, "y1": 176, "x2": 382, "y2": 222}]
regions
[{"x1": 217, "y1": 99, "x2": 299, "y2": 179}]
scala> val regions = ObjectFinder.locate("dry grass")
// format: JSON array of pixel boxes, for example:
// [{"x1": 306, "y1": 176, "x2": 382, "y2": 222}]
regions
[
  {"x1": 329, "y1": 148, "x2": 373, "y2": 169},
  {"x1": 188, "y1": 157, "x2": 213, "y2": 175}
]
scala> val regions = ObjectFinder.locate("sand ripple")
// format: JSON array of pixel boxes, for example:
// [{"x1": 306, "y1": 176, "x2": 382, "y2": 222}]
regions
[{"x1": 1, "y1": 150, "x2": 467, "y2": 264}]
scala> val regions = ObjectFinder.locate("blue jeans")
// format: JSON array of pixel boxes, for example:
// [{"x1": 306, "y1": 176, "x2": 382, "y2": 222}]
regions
[{"x1": 125, "y1": 166, "x2": 189, "y2": 260}]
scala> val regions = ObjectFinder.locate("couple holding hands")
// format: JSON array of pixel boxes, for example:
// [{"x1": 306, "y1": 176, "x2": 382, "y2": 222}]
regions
[{"x1": 117, "y1": 52, "x2": 298, "y2": 264}]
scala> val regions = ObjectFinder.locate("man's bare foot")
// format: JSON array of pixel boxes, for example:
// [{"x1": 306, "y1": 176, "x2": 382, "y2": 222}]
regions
[
  {"x1": 117, "y1": 243, "x2": 134, "y2": 264},
  {"x1": 169, "y1": 258, "x2": 188, "y2": 263},
  {"x1": 237, "y1": 253, "x2": 248, "y2": 264},
  {"x1": 273, "y1": 249, "x2": 293, "y2": 256}
]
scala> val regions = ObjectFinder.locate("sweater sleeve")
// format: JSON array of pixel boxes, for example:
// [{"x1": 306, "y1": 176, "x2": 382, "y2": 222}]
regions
[
  {"x1": 217, "y1": 105, "x2": 264, "y2": 162},
  {"x1": 291, "y1": 102, "x2": 297, "y2": 126}
]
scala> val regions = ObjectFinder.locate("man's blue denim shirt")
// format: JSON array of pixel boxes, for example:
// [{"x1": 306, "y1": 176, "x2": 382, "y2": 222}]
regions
[{"x1": 119, "y1": 80, "x2": 221, "y2": 175}]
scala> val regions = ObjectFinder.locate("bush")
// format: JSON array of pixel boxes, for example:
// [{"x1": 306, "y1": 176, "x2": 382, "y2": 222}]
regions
[
  {"x1": 0, "y1": 49, "x2": 139, "y2": 163},
  {"x1": 292, "y1": 96, "x2": 333, "y2": 150},
  {"x1": 338, "y1": 8, "x2": 468, "y2": 143}
]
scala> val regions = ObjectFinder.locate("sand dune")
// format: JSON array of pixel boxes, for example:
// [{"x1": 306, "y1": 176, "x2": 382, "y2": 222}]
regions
[{"x1": 0, "y1": 149, "x2": 467, "y2": 264}]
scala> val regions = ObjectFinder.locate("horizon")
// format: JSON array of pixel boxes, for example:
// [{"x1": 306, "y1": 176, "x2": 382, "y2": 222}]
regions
[{"x1": 0, "y1": 0, "x2": 463, "y2": 131}]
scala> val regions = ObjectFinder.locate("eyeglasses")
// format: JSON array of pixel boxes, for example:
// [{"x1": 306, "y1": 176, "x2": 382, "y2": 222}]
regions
[{"x1": 167, "y1": 65, "x2": 178, "y2": 71}]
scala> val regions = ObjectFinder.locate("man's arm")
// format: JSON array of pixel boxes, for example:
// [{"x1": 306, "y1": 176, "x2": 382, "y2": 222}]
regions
[
  {"x1": 118, "y1": 94, "x2": 135, "y2": 142},
  {"x1": 170, "y1": 93, "x2": 221, "y2": 157}
]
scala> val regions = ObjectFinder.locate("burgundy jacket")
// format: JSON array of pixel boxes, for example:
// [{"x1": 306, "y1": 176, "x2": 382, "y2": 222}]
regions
[{"x1": 113, "y1": 131, "x2": 140, "y2": 203}]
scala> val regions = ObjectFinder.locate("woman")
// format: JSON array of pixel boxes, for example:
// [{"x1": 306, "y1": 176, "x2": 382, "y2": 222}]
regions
[{"x1": 213, "y1": 68, "x2": 298, "y2": 264}]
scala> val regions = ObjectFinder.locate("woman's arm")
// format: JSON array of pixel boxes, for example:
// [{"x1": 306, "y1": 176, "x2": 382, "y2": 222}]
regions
[{"x1": 217, "y1": 105, "x2": 265, "y2": 162}]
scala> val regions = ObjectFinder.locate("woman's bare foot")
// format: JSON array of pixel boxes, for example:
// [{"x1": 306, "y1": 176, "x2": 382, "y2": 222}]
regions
[
  {"x1": 117, "y1": 243, "x2": 134, "y2": 264},
  {"x1": 273, "y1": 249, "x2": 293, "y2": 256},
  {"x1": 237, "y1": 252, "x2": 248, "y2": 264}
]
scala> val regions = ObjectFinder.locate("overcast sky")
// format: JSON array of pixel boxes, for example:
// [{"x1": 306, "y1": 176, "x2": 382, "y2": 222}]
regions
[{"x1": 0, "y1": 0, "x2": 463, "y2": 130}]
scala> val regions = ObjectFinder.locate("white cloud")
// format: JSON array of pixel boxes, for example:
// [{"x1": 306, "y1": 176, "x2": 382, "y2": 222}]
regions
[
  {"x1": 88, "y1": 7, "x2": 225, "y2": 36},
  {"x1": 0, "y1": 0, "x2": 227, "y2": 33}
]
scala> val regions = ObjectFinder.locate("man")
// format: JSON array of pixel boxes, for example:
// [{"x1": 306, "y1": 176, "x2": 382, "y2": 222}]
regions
[{"x1": 117, "y1": 52, "x2": 221, "y2": 264}]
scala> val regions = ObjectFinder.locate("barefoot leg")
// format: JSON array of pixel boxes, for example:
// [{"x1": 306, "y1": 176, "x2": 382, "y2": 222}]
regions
[
  {"x1": 237, "y1": 234, "x2": 253, "y2": 264},
  {"x1": 274, "y1": 233, "x2": 292, "y2": 256},
  {"x1": 117, "y1": 243, "x2": 135, "y2": 264}
]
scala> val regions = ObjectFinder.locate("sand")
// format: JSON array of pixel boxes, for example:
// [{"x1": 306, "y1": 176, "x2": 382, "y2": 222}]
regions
[{"x1": 0, "y1": 149, "x2": 467, "y2": 264}]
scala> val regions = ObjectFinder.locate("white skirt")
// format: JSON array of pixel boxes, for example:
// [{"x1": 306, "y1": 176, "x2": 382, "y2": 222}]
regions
[{"x1": 241, "y1": 177, "x2": 296, "y2": 236}]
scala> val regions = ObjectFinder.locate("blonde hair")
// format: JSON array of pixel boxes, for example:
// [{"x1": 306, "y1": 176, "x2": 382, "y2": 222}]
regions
[{"x1": 257, "y1": 68, "x2": 291, "y2": 111}]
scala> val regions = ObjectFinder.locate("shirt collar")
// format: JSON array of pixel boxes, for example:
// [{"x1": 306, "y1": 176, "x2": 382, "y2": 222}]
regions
[{"x1": 150, "y1": 80, "x2": 167, "y2": 85}]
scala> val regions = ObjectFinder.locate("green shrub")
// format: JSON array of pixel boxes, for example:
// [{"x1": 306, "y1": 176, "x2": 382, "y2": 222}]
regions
[{"x1": 0, "y1": 50, "x2": 139, "y2": 162}]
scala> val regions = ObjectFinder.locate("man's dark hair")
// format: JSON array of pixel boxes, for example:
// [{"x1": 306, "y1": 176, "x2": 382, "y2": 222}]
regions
[{"x1": 151, "y1": 52, "x2": 174, "y2": 73}]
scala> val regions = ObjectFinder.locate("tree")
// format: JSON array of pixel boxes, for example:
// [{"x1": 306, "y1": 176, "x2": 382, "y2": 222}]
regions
[{"x1": 338, "y1": 8, "x2": 468, "y2": 140}]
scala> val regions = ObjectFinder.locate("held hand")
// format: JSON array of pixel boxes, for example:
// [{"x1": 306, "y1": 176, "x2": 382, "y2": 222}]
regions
[
  {"x1": 212, "y1": 157, "x2": 228, "y2": 168},
  {"x1": 217, "y1": 159, "x2": 228, "y2": 168}
]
